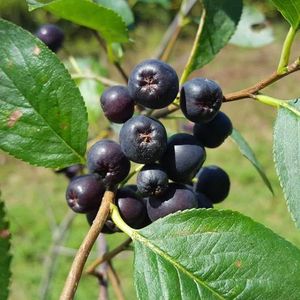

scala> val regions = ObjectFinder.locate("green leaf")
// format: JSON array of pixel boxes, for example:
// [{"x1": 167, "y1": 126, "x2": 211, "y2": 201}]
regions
[
  {"x1": 94, "y1": 0, "x2": 134, "y2": 25},
  {"x1": 0, "y1": 193, "x2": 11, "y2": 300},
  {"x1": 273, "y1": 99, "x2": 300, "y2": 228},
  {"x1": 133, "y1": 209, "x2": 300, "y2": 299},
  {"x1": 230, "y1": 6, "x2": 274, "y2": 48},
  {"x1": 0, "y1": 19, "x2": 88, "y2": 168},
  {"x1": 27, "y1": 0, "x2": 129, "y2": 44},
  {"x1": 270, "y1": 0, "x2": 300, "y2": 29},
  {"x1": 137, "y1": 0, "x2": 171, "y2": 9},
  {"x1": 190, "y1": 0, "x2": 243, "y2": 71},
  {"x1": 230, "y1": 128, "x2": 274, "y2": 195}
]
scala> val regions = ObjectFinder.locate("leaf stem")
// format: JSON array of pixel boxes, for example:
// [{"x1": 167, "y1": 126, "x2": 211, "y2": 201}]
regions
[
  {"x1": 85, "y1": 237, "x2": 132, "y2": 275},
  {"x1": 254, "y1": 94, "x2": 300, "y2": 117},
  {"x1": 60, "y1": 190, "x2": 115, "y2": 300},
  {"x1": 110, "y1": 204, "x2": 135, "y2": 238},
  {"x1": 179, "y1": 5, "x2": 206, "y2": 85},
  {"x1": 277, "y1": 26, "x2": 297, "y2": 74}
]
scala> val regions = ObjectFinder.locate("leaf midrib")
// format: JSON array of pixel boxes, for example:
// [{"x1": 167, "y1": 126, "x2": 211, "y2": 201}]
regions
[
  {"x1": 0, "y1": 31, "x2": 85, "y2": 164},
  {"x1": 133, "y1": 230, "x2": 226, "y2": 300}
]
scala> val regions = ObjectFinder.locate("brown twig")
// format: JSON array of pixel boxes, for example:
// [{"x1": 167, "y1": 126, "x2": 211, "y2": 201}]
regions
[
  {"x1": 86, "y1": 237, "x2": 132, "y2": 275},
  {"x1": 224, "y1": 58, "x2": 300, "y2": 102},
  {"x1": 97, "y1": 234, "x2": 109, "y2": 300},
  {"x1": 107, "y1": 262, "x2": 126, "y2": 300},
  {"x1": 60, "y1": 190, "x2": 115, "y2": 300}
]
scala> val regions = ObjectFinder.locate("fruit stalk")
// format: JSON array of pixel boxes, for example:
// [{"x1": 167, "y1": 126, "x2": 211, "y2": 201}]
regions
[{"x1": 60, "y1": 190, "x2": 115, "y2": 300}]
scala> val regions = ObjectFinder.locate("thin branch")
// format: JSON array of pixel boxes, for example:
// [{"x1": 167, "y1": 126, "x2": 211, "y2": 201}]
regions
[
  {"x1": 71, "y1": 74, "x2": 122, "y2": 87},
  {"x1": 155, "y1": 0, "x2": 198, "y2": 61},
  {"x1": 107, "y1": 262, "x2": 126, "y2": 300},
  {"x1": 224, "y1": 58, "x2": 300, "y2": 102},
  {"x1": 60, "y1": 190, "x2": 115, "y2": 300},
  {"x1": 97, "y1": 234, "x2": 109, "y2": 300},
  {"x1": 40, "y1": 211, "x2": 76, "y2": 300},
  {"x1": 86, "y1": 238, "x2": 132, "y2": 275}
]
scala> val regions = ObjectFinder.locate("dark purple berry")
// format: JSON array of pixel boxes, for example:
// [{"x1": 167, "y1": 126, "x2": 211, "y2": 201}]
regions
[
  {"x1": 100, "y1": 86, "x2": 134, "y2": 123},
  {"x1": 119, "y1": 115, "x2": 167, "y2": 164},
  {"x1": 147, "y1": 183, "x2": 198, "y2": 221},
  {"x1": 86, "y1": 210, "x2": 121, "y2": 233},
  {"x1": 66, "y1": 174, "x2": 105, "y2": 213},
  {"x1": 180, "y1": 77, "x2": 223, "y2": 122},
  {"x1": 87, "y1": 139, "x2": 130, "y2": 187},
  {"x1": 55, "y1": 164, "x2": 84, "y2": 179},
  {"x1": 160, "y1": 133, "x2": 206, "y2": 183},
  {"x1": 35, "y1": 24, "x2": 64, "y2": 52},
  {"x1": 115, "y1": 188, "x2": 149, "y2": 229},
  {"x1": 137, "y1": 164, "x2": 168, "y2": 197},
  {"x1": 184, "y1": 185, "x2": 213, "y2": 209},
  {"x1": 193, "y1": 166, "x2": 230, "y2": 203},
  {"x1": 193, "y1": 111, "x2": 233, "y2": 148},
  {"x1": 128, "y1": 59, "x2": 179, "y2": 109}
]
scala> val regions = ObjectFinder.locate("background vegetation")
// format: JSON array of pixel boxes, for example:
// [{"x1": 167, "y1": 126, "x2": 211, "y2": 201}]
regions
[{"x1": 1, "y1": 0, "x2": 299, "y2": 299}]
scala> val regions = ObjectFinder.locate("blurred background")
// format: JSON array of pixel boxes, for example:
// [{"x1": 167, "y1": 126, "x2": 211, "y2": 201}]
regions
[{"x1": 0, "y1": 0, "x2": 300, "y2": 299}]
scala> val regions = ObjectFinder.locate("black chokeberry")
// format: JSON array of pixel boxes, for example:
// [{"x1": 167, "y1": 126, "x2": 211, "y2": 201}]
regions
[
  {"x1": 115, "y1": 188, "x2": 149, "y2": 229},
  {"x1": 87, "y1": 139, "x2": 130, "y2": 187},
  {"x1": 55, "y1": 164, "x2": 83, "y2": 179},
  {"x1": 137, "y1": 164, "x2": 168, "y2": 197},
  {"x1": 128, "y1": 59, "x2": 179, "y2": 109},
  {"x1": 119, "y1": 115, "x2": 167, "y2": 164},
  {"x1": 100, "y1": 86, "x2": 135, "y2": 124},
  {"x1": 147, "y1": 183, "x2": 198, "y2": 221},
  {"x1": 86, "y1": 210, "x2": 120, "y2": 234},
  {"x1": 35, "y1": 24, "x2": 64, "y2": 52},
  {"x1": 193, "y1": 166, "x2": 230, "y2": 203},
  {"x1": 193, "y1": 111, "x2": 233, "y2": 148},
  {"x1": 160, "y1": 133, "x2": 206, "y2": 183},
  {"x1": 180, "y1": 77, "x2": 223, "y2": 122},
  {"x1": 66, "y1": 174, "x2": 105, "y2": 213}
]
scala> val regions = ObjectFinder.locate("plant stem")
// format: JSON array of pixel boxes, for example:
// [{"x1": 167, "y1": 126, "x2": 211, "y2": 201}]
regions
[
  {"x1": 85, "y1": 237, "x2": 132, "y2": 275},
  {"x1": 254, "y1": 94, "x2": 300, "y2": 117},
  {"x1": 179, "y1": 6, "x2": 206, "y2": 85},
  {"x1": 71, "y1": 74, "x2": 121, "y2": 87},
  {"x1": 60, "y1": 190, "x2": 115, "y2": 300},
  {"x1": 277, "y1": 26, "x2": 297, "y2": 74},
  {"x1": 107, "y1": 262, "x2": 126, "y2": 300}
]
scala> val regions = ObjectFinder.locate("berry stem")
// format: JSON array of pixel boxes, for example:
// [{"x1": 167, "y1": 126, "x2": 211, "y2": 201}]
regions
[
  {"x1": 277, "y1": 26, "x2": 297, "y2": 74},
  {"x1": 179, "y1": 4, "x2": 206, "y2": 85},
  {"x1": 110, "y1": 204, "x2": 136, "y2": 238},
  {"x1": 60, "y1": 190, "x2": 115, "y2": 300},
  {"x1": 85, "y1": 237, "x2": 132, "y2": 275}
]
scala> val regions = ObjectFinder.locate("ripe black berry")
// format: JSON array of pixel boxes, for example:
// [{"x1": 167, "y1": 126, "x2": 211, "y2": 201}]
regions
[
  {"x1": 119, "y1": 115, "x2": 167, "y2": 164},
  {"x1": 128, "y1": 59, "x2": 179, "y2": 109},
  {"x1": 87, "y1": 139, "x2": 130, "y2": 187},
  {"x1": 115, "y1": 188, "x2": 149, "y2": 229},
  {"x1": 137, "y1": 164, "x2": 169, "y2": 197},
  {"x1": 193, "y1": 166, "x2": 230, "y2": 203},
  {"x1": 180, "y1": 77, "x2": 223, "y2": 122},
  {"x1": 160, "y1": 133, "x2": 206, "y2": 183},
  {"x1": 66, "y1": 174, "x2": 105, "y2": 213},
  {"x1": 86, "y1": 210, "x2": 120, "y2": 234},
  {"x1": 55, "y1": 164, "x2": 83, "y2": 179},
  {"x1": 193, "y1": 111, "x2": 233, "y2": 148},
  {"x1": 184, "y1": 185, "x2": 213, "y2": 208},
  {"x1": 147, "y1": 183, "x2": 198, "y2": 221},
  {"x1": 100, "y1": 86, "x2": 134, "y2": 124},
  {"x1": 35, "y1": 24, "x2": 64, "y2": 52}
]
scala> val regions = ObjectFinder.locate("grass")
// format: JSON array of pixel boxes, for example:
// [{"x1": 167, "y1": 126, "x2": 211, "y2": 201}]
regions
[{"x1": 0, "y1": 18, "x2": 300, "y2": 300}]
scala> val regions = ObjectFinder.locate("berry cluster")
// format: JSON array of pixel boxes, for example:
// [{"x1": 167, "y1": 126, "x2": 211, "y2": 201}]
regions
[{"x1": 60, "y1": 56, "x2": 232, "y2": 232}]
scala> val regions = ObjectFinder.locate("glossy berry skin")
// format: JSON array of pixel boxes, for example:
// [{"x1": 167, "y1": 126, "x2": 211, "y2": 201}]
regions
[
  {"x1": 180, "y1": 77, "x2": 223, "y2": 123},
  {"x1": 193, "y1": 111, "x2": 233, "y2": 148},
  {"x1": 115, "y1": 188, "x2": 149, "y2": 229},
  {"x1": 100, "y1": 86, "x2": 134, "y2": 123},
  {"x1": 137, "y1": 164, "x2": 168, "y2": 197},
  {"x1": 35, "y1": 24, "x2": 64, "y2": 52},
  {"x1": 128, "y1": 59, "x2": 179, "y2": 109},
  {"x1": 66, "y1": 174, "x2": 105, "y2": 213},
  {"x1": 160, "y1": 133, "x2": 206, "y2": 183},
  {"x1": 87, "y1": 139, "x2": 130, "y2": 187},
  {"x1": 119, "y1": 115, "x2": 167, "y2": 164},
  {"x1": 193, "y1": 166, "x2": 230, "y2": 203},
  {"x1": 147, "y1": 183, "x2": 198, "y2": 221},
  {"x1": 185, "y1": 185, "x2": 213, "y2": 208},
  {"x1": 55, "y1": 164, "x2": 83, "y2": 180}
]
